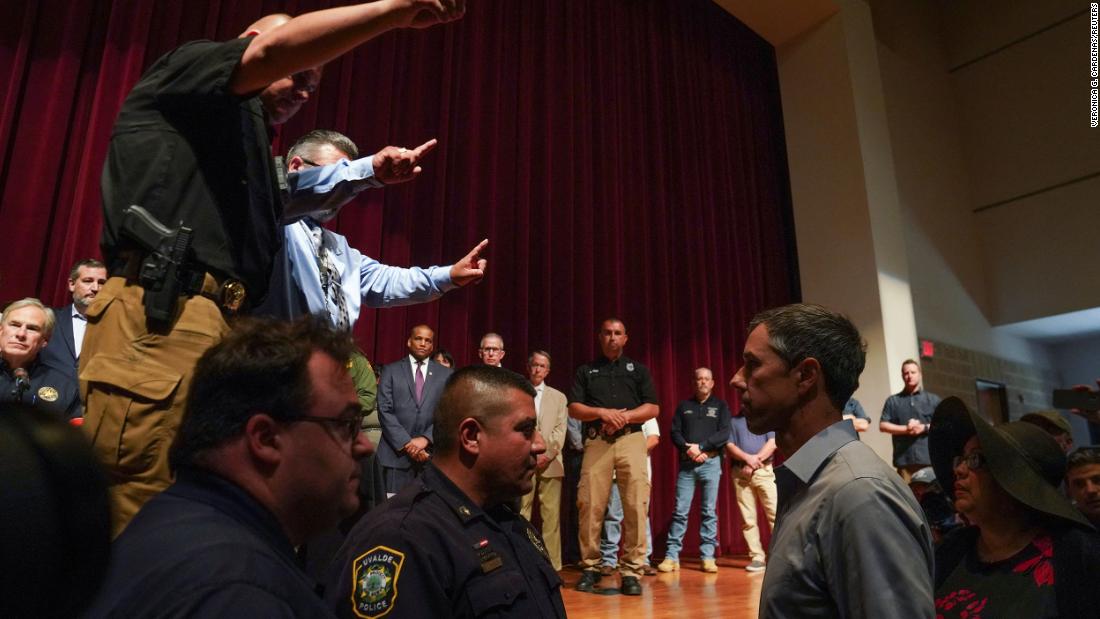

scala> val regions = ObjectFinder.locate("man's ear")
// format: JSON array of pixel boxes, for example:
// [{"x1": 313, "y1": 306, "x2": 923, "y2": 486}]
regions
[
  {"x1": 244, "y1": 413, "x2": 282, "y2": 465},
  {"x1": 286, "y1": 155, "x2": 306, "y2": 172},
  {"x1": 795, "y1": 358, "x2": 822, "y2": 395},
  {"x1": 458, "y1": 417, "x2": 482, "y2": 455}
]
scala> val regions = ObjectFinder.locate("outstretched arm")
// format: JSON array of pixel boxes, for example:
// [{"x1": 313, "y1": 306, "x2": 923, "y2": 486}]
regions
[{"x1": 230, "y1": 1, "x2": 466, "y2": 95}]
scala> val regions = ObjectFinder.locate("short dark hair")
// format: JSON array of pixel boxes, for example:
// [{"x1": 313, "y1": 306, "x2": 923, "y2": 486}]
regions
[
  {"x1": 169, "y1": 317, "x2": 355, "y2": 471},
  {"x1": 68, "y1": 258, "x2": 106, "y2": 281},
  {"x1": 599, "y1": 317, "x2": 626, "y2": 333},
  {"x1": 748, "y1": 303, "x2": 866, "y2": 410},
  {"x1": 1068, "y1": 446, "x2": 1100, "y2": 473},
  {"x1": 433, "y1": 366, "x2": 536, "y2": 457},
  {"x1": 902, "y1": 358, "x2": 920, "y2": 369},
  {"x1": 287, "y1": 129, "x2": 360, "y2": 162},
  {"x1": 433, "y1": 348, "x2": 454, "y2": 367}
]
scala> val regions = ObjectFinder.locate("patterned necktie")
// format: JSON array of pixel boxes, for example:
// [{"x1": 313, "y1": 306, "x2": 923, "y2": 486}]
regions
[
  {"x1": 308, "y1": 220, "x2": 350, "y2": 332},
  {"x1": 415, "y1": 361, "x2": 425, "y2": 404}
]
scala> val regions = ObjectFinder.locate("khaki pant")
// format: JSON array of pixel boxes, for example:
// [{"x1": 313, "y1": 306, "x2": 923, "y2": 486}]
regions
[
  {"x1": 80, "y1": 277, "x2": 229, "y2": 537},
  {"x1": 577, "y1": 431, "x2": 649, "y2": 577},
  {"x1": 733, "y1": 463, "x2": 778, "y2": 563},
  {"x1": 521, "y1": 471, "x2": 563, "y2": 570}
]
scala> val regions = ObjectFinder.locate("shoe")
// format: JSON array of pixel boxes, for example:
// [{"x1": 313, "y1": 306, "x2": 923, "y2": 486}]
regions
[
  {"x1": 745, "y1": 560, "x2": 766, "y2": 572},
  {"x1": 642, "y1": 564, "x2": 657, "y2": 576},
  {"x1": 656, "y1": 558, "x2": 679, "y2": 572},
  {"x1": 620, "y1": 576, "x2": 642, "y2": 596},
  {"x1": 575, "y1": 570, "x2": 601, "y2": 592},
  {"x1": 599, "y1": 564, "x2": 617, "y2": 576},
  {"x1": 701, "y1": 559, "x2": 718, "y2": 573}
]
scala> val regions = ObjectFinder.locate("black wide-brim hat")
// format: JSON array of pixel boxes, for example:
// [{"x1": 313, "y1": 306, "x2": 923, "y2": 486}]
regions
[{"x1": 929, "y1": 396, "x2": 1092, "y2": 530}]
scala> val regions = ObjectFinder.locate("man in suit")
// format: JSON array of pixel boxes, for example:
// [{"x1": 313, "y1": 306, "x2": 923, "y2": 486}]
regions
[
  {"x1": 520, "y1": 350, "x2": 569, "y2": 570},
  {"x1": 377, "y1": 324, "x2": 452, "y2": 496},
  {"x1": 39, "y1": 259, "x2": 107, "y2": 383}
]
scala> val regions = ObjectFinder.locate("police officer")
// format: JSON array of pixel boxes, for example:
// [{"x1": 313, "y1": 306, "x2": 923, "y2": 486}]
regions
[
  {"x1": 83, "y1": 4, "x2": 466, "y2": 536},
  {"x1": 0, "y1": 299, "x2": 80, "y2": 419},
  {"x1": 326, "y1": 365, "x2": 566, "y2": 619},
  {"x1": 570, "y1": 318, "x2": 659, "y2": 596}
]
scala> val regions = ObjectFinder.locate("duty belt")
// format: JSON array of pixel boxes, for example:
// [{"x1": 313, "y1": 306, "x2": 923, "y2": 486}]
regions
[
  {"x1": 584, "y1": 422, "x2": 644, "y2": 444},
  {"x1": 112, "y1": 251, "x2": 248, "y2": 315}
]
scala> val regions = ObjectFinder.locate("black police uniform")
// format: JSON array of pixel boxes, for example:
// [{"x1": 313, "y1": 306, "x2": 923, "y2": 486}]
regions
[
  {"x1": 326, "y1": 464, "x2": 566, "y2": 619},
  {"x1": 85, "y1": 467, "x2": 334, "y2": 618},
  {"x1": 0, "y1": 359, "x2": 80, "y2": 419}
]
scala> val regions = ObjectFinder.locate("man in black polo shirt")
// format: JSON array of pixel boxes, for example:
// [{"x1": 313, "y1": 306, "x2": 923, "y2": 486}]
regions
[
  {"x1": 658, "y1": 367, "x2": 730, "y2": 573},
  {"x1": 82, "y1": 3, "x2": 466, "y2": 536},
  {"x1": 878, "y1": 359, "x2": 941, "y2": 482},
  {"x1": 570, "y1": 318, "x2": 659, "y2": 596}
]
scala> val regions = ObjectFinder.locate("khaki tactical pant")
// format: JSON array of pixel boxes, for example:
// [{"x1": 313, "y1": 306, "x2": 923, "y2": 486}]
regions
[
  {"x1": 80, "y1": 277, "x2": 229, "y2": 537},
  {"x1": 576, "y1": 431, "x2": 650, "y2": 578}
]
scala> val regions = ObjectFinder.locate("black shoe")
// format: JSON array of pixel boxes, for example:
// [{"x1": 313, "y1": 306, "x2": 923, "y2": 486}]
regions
[
  {"x1": 620, "y1": 576, "x2": 642, "y2": 596},
  {"x1": 575, "y1": 570, "x2": 601, "y2": 592}
]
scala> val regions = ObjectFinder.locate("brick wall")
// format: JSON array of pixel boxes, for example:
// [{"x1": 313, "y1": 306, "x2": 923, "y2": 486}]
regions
[{"x1": 917, "y1": 339, "x2": 1060, "y2": 421}]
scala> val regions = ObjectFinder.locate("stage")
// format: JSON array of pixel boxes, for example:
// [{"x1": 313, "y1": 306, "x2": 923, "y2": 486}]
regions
[{"x1": 561, "y1": 558, "x2": 762, "y2": 618}]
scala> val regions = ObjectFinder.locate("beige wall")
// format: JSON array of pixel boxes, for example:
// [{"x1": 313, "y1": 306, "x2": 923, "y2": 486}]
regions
[{"x1": 719, "y1": 0, "x2": 1095, "y2": 461}]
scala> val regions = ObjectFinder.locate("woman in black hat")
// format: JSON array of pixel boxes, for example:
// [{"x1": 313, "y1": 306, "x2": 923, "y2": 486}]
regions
[{"x1": 929, "y1": 397, "x2": 1100, "y2": 619}]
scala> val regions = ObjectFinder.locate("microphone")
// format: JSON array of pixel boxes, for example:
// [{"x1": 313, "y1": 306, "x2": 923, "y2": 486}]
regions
[{"x1": 12, "y1": 367, "x2": 30, "y2": 399}]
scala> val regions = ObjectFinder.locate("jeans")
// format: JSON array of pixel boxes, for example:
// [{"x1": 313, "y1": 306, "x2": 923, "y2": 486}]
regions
[
  {"x1": 663, "y1": 456, "x2": 721, "y2": 561},
  {"x1": 600, "y1": 482, "x2": 653, "y2": 566}
]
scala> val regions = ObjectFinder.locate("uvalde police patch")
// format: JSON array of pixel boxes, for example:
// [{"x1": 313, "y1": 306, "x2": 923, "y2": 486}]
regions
[{"x1": 352, "y1": 545, "x2": 405, "y2": 619}]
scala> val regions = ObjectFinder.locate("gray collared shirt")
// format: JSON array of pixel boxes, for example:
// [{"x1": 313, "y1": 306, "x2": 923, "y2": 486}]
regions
[{"x1": 760, "y1": 420, "x2": 934, "y2": 619}]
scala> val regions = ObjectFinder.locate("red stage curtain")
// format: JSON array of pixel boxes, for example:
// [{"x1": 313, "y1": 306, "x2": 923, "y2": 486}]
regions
[{"x1": 0, "y1": 0, "x2": 798, "y2": 559}]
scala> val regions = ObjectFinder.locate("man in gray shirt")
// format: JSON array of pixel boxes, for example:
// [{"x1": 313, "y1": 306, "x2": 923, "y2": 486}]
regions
[{"x1": 729, "y1": 304, "x2": 933, "y2": 618}]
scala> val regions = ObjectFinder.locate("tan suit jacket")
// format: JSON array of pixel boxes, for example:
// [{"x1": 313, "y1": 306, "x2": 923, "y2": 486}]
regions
[{"x1": 536, "y1": 384, "x2": 569, "y2": 478}]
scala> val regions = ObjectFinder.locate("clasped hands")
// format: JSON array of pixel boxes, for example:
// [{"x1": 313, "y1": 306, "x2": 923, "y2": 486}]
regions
[{"x1": 403, "y1": 436, "x2": 431, "y2": 463}]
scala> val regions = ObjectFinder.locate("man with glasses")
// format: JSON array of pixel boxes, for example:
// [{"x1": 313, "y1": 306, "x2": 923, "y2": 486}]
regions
[
  {"x1": 86, "y1": 317, "x2": 372, "y2": 617},
  {"x1": 84, "y1": 3, "x2": 466, "y2": 537},
  {"x1": 478, "y1": 332, "x2": 506, "y2": 367}
]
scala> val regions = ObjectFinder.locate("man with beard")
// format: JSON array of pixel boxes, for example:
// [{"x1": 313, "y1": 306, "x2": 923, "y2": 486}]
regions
[
  {"x1": 730, "y1": 304, "x2": 933, "y2": 618},
  {"x1": 39, "y1": 259, "x2": 107, "y2": 383},
  {"x1": 326, "y1": 365, "x2": 565, "y2": 618}
]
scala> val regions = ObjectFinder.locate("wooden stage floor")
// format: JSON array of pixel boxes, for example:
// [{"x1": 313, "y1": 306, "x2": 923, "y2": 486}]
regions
[{"x1": 560, "y1": 557, "x2": 762, "y2": 618}]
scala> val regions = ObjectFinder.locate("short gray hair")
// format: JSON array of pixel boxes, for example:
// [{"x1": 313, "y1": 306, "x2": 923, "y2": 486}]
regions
[
  {"x1": 1, "y1": 298, "x2": 55, "y2": 340},
  {"x1": 287, "y1": 129, "x2": 360, "y2": 162}
]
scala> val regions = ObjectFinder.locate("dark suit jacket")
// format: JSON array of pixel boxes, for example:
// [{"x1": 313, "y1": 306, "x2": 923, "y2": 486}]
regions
[
  {"x1": 39, "y1": 304, "x2": 79, "y2": 383},
  {"x1": 376, "y1": 356, "x2": 451, "y2": 470}
]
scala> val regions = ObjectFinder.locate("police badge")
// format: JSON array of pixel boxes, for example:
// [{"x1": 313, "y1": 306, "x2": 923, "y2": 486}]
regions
[
  {"x1": 626, "y1": 362, "x2": 634, "y2": 372},
  {"x1": 352, "y1": 546, "x2": 405, "y2": 619},
  {"x1": 37, "y1": 386, "x2": 59, "y2": 402}
]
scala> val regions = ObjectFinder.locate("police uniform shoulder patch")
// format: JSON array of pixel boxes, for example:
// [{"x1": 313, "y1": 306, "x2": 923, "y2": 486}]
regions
[
  {"x1": 525, "y1": 525, "x2": 550, "y2": 562},
  {"x1": 352, "y1": 545, "x2": 405, "y2": 619},
  {"x1": 37, "y1": 386, "x2": 59, "y2": 402}
]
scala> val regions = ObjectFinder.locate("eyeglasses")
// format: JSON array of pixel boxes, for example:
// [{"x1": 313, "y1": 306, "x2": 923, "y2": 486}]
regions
[
  {"x1": 295, "y1": 412, "x2": 364, "y2": 442},
  {"x1": 479, "y1": 347, "x2": 504, "y2": 354},
  {"x1": 299, "y1": 157, "x2": 321, "y2": 168},
  {"x1": 952, "y1": 452, "x2": 987, "y2": 472}
]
